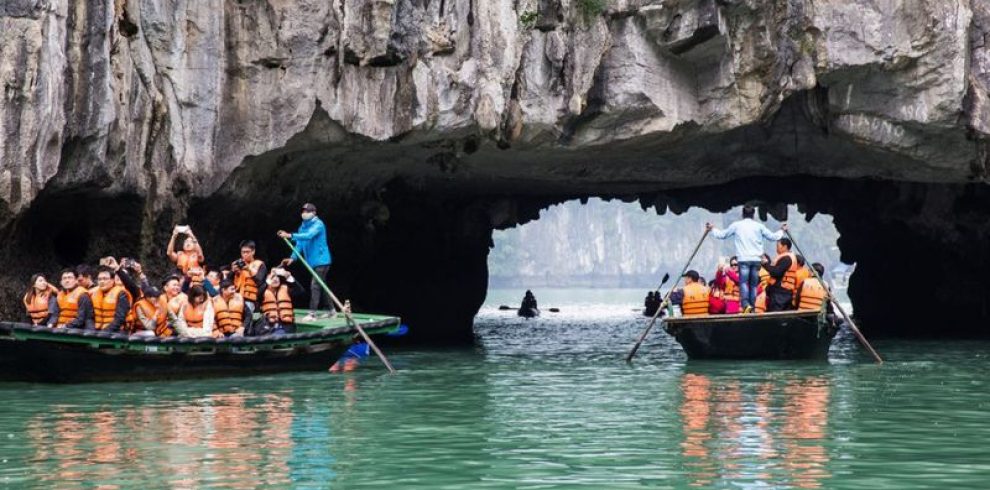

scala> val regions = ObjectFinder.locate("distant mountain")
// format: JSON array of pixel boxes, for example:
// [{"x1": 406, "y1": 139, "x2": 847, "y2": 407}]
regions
[{"x1": 488, "y1": 200, "x2": 844, "y2": 288}]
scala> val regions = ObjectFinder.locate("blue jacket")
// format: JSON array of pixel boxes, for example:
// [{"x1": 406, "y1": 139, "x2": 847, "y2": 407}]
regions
[{"x1": 291, "y1": 217, "x2": 331, "y2": 267}]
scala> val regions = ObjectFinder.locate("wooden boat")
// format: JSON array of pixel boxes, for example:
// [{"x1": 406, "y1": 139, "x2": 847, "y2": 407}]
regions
[
  {"x1": 663, "y1": 310, "x2": 838, "y2": 360},
  {"x1": 0, "y1": 310, "x2": 400, "y2": 383}
]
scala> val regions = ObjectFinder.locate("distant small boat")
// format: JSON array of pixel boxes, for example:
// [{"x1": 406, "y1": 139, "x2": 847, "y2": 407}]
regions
[
  {"x1": 663, "y1": 310, "x2": 837, "y2": 360},
  {"x1": 498, "y1": 305, "x2": 513, "y2": 311},
  {"x1": 517, "y1": 306, "x2": 540, "y2": 318}
]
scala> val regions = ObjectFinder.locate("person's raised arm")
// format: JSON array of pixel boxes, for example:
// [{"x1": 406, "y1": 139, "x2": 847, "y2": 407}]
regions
[
  {"x1": 708, "y1": 222, "x2": 734, "y2": 240},
  {"x1": 116, "y1": 269, "x2": 140, "y2": 300},
  {"x1": 187, "y1": 228, "x2": 205, "y2": 262},
  {"x1": 760, "y1": 222, "x2": 786, "y2": 242},
  {"x1": 166, "y1": 227, "x2": 179, "y2": 263}
]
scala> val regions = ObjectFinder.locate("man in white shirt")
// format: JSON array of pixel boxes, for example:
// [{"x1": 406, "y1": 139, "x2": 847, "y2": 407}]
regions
[{"x1": 705, "y1": 205, "x2": 788, "y2": 312}]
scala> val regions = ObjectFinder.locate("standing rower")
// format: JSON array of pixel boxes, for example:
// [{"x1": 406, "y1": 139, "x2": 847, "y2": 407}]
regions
[
  {"x1": 278, "y1": 202, "x2": 333, "y2": 321},
  {"x1": 706, "y1": 205, "x2": 787, "y2": 313}
]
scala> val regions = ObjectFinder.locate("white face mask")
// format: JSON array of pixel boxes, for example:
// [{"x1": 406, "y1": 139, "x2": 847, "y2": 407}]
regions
[{"x1": 301, "y1": 212, "x2": 315, "y2": 221}]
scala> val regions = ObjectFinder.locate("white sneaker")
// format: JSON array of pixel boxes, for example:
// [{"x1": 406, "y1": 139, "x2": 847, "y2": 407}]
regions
[{"x1": 302, "y1": 313, "x2": 318, "y2": 322}]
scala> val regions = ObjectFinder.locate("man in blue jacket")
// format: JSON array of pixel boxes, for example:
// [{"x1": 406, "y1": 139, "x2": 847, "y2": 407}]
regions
[{"x1": 278, "y1": 202, "x2": 334, "y2": 320}]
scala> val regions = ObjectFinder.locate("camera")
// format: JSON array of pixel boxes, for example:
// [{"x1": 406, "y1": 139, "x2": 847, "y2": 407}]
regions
[{"x1": 235, "y1": 259, "x2": 247, "y2": 268}]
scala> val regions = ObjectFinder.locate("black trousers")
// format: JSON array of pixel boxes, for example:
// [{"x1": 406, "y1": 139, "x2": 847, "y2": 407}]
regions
[
  {"x1": 310, "y1": 265, "x2": 334, "y2": 312},
  {"x1": 766, "y1": 286, "x2": 795, "y2": 312}
]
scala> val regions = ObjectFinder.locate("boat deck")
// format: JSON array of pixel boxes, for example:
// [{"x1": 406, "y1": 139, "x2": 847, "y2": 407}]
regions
[{"x1": 664, "y1": 310, "x2": 820, "y2": 326}]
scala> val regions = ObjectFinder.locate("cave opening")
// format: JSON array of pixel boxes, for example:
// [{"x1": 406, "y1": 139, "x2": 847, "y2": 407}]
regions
[{"x1": 483, "y1": 198, "x2": 853, "y2": 318}]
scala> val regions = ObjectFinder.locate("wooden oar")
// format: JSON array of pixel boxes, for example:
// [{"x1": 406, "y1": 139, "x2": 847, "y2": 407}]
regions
[
  {"x1": 784, "y1": 230, "x2": 883, "y2": 364},
  {"x1": 282, "y1": 237, "x2": 397, "y2": 373},
  {"x1": 627, "y1": 229, "x2": 710, "y2": 362}
]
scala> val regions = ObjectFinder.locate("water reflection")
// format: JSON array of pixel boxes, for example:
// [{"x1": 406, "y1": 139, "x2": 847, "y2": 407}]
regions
[
  {"x1": 25, "y1": 391, "x2": 295, "y2": 488},
  {"x1": 679, "y1": 372, "x2": 831, "y2": 488}
]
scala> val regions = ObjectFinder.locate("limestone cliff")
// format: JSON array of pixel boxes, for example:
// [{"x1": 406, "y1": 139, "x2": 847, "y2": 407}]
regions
[{"x1": 3, "y1": 0, "x2": 990, "y2": 339}]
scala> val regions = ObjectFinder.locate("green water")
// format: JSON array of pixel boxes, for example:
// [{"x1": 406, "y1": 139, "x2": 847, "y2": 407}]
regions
[{"x1": 0, "y1": 289, "x2": 988, "y2": 488}]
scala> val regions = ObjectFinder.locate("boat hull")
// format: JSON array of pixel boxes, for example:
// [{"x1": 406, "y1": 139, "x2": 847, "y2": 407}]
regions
[
  {"x1": 663, "y1": 311, "x2": 837, "y2": 360},
  {"x1": 0, "y1": 311, "x2": 400, "y2": 383},
  {"x1": 517, "y1": 307, "x2": 540, "y2": 318}
]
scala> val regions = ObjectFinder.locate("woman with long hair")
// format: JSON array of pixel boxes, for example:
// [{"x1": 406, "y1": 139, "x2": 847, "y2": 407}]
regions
[{"x1": 23, "y1": 273, "x2": 58, "y2": 326}]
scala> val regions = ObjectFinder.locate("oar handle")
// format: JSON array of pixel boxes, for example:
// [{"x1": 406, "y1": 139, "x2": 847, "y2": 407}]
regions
[
  {"x1": 627, "y1": 229, "x2": 710, "y2": 362},
  {"x1": 282, "y1": 237, "x2": 397, "y2": 373},
  {"x1": 784, "y1": 230, "x2": 883, "y2": 364}
]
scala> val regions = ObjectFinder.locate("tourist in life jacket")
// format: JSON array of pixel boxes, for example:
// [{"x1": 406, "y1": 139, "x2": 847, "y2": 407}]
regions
[
  {"x1": 23, "y1": 273, "x2": 58, "y2": 326},
  {"x1": 167, "y1": 225, "x2": 205, "y2": 276},
  {"x1": 714, "y1": 256, "x2": 742, "y2": 314},
  {"x1": 232, "y1": 240, "x2": 267, "y2": 314},
  {"x1": 213, "y1": 280, "x2": 250, "y2": 338},
  {"x1": 678, "y1": 270, "x2": 710, "y2": 317},
  {"x1": 159, "y1": 275, "x2": 187, "y2": 334},
  {"x1": 761, "y1": 238, "x2": 800, "y2": 312},
  {"x1": 795, "y1": 263, "x2": 832, "y2": 313},
  {"x1": 259, "y1": 268, "x2": 304, "y2": 335},
  {"x1": 91, "y1": 266, "x2": 132, "y2": 332},
  {"x1": 278, "y1": 202, "x2": 334, "y2": 321},
  {"x1": 53, "y1": 268, "x2": 94, "y2": 329},
  {"x1": 706, "y1": 206, "x2": 787, "y2": 313},
  {"x1": 173, "y1": 285, "x2": 213, "y2": 338},
  {"x1": 76, "y1": 265, "x2": 96, "y2": 295},
  {"x1": 131, "y1": 286, "x2": 167, "y2": 338}
]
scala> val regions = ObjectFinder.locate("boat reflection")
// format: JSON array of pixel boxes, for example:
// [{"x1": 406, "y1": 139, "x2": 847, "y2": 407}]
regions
[
  {"x1": 26, "y1": 391, "x2": 295, "y2": 488},
  {"x1": 679, "y1": 372, "x2": 831, "y2": 488}
]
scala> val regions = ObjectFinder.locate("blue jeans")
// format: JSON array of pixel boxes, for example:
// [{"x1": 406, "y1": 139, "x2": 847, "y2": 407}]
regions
[{"x1": 738, "y1": 261, "x2": 761, "y2": 309}]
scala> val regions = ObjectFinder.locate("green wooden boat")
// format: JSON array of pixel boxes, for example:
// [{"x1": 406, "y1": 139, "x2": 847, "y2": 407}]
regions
[{"x1": 0, "y1": 310, "x2": 401, "y2": 383}]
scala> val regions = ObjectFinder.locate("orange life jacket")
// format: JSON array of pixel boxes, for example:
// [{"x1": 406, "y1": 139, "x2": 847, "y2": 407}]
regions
[
  {"x1": 797, "y1": 278, "x2": 828, "y2": 311},
  {"x1": 792, "y1": 267, "x2": 811, "y2": 305},
  {"x1": 134, "y1": 298, "x2": 169, "y2": 336},
  {"x1": 92, "y1": 286, "x2": 126, "y2": 330},
  {"x1": 234, "y1": 260, "x2": 262, "y2": 302},
  {"x1": 187, "y1": 266, "x2": 205, "y2": 289},
  {"x1": 56, "y1": 287, "x2": 88, "y2": 327},
  {"x1": 723, "y1": 275, "x2": 740, "y2": 302},
  {"x1": 122, "y1": 289, "x2": 138, "y2": 334},
  {"x1": 755, "y1": 291, "x2": 767, "y2": 313},
  {"x1": 213, "y1": 294, "x2": 245, "y2": 336},
  {"x1": 767, "y1": 252, "x2": 799, "y2": 291},
  {"x1": 261, "y1": 286, "x2": 294, "y2": 324},
  {"x1": 682, "y1": 282, "x2": 710, "y2": 316},
  {"x1": 183, "y1": 301, "x2": 207, "y2": 329},
  {"x1": 159, "y1": 292, "x2": 187, "y2": 316},
  {"x1": 175, "y1": 251, "x2": 202, "y2": 276},
  {"x1": 23, "y1": 286, "x2": 56, "y2": 325}
]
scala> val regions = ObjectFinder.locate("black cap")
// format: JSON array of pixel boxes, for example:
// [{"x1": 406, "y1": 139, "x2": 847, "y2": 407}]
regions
[
  {"x1": 302, "y1": 203, "x2": 317, "y2": 212},
  {"x1": 683, "y1": 270, "x2": 700, "y2": 281}
]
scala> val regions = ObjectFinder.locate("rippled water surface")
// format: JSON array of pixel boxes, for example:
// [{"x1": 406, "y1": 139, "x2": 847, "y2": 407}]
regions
[{"x1": 1, "y1": 288, "x2": 988, "y2": 488}]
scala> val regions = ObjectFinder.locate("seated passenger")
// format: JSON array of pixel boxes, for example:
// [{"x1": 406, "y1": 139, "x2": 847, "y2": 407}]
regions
[
  {"x1": 796, "y1": 263, "x2": 831, "y2": 312},
  {"x1": 167, "y1": 225, "x2": 205, "y2": 276},
  {"x1": 232, "y1": 240, "x2": 267, "y2": 313},
  {"x1": 708, "y1": 278, "x2": 726, "y2": 314},
  {"x1": 132, "y1": 286, "x2": 167, "y2": 338},
  {"x1": 678, "y1": 270, "x2": 710, "y2": 317},
  {"x1": 23, "y1": 273, "x2": 58, "y2": 326},
  {"x1": 173, "y1": 285, "x2": 213, "y2": 338},
  {"x1": 792, "y1": 255, "x2": 811, "y2": 306},
  {"x1": 716, "y1": 257, "x2": 742, "y2": 314},
  {"x1": 213, "y1": 280, "x2": 249, "y2": 338},
  {"x1": 205, "y1": 268, "x2": 221, "y2": 293},
  {"x1": 258, "y1": 268, "x2": 304, "y2": 335},
  {"x1": 76, "y1": 265, "x2": 96, "y2": 295},
  {"x1": 91, "y1": 266, "x2": 131, "y2": 332},
  {"x1": 158, "y1": 276, "x2": 187, "y2": 336}
]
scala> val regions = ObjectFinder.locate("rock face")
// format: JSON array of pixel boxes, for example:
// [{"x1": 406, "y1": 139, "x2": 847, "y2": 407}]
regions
[{"x1": 2, "y1": 0, "x2": 990, "y2": 340}]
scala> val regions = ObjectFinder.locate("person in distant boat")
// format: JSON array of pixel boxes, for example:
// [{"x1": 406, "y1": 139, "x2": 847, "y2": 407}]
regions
[
  {"x1": 706, "y1": 205, "x2": 787, "y2": 313},
  {"x1": 23, "y1": 273, "x2": 58, "y2": 326},
  {"x1": 131, "y1": 286, "x2": 167, "y2": 338},
  {"x1": 795, "y1": 263, "x2": 831, "y2": 312},
  {"x1": 678, "y1": 270, "x2": 710, "y2": 317},
  {"x1": 174, "y1": 285, "x2": 213, "y2": 338},
  {"x1": 761, "y1": 238, "x2": 799, "y2": 312},
  {"x1": 258, "y1": 268, "x2": 304, "y2": 335},
  {"x1": 278, "y1": 202, "x2": 333, "y2": 322},
  {"x1": 521, "y1": 290, "x2": 538, "y2": 310},
  {"x1": 54, "y1": 268, "x2": 94, "y2": 329},
  {"x1": 91, "y1": 266, "x2": 131, "y2": 332},
  {"x1": 213, "y1": 280, "x2": 249, "y2": 338},
  {"x1": 167, "y1": 225, "x2": 205, "y2": 277},
  {"x1": 231, "y1": 240, "x2": 267, "y2": 314},
  {"x1": 644, "y1": 291, "x2": 660, "y2": 316},
  {"x1": 719, "y1": 256, "x2": 742, "y2": 314}
]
